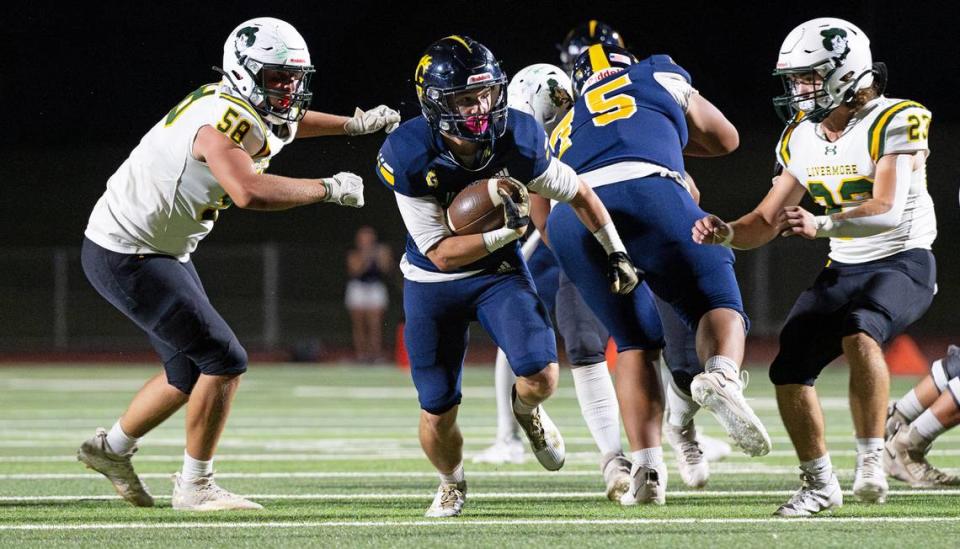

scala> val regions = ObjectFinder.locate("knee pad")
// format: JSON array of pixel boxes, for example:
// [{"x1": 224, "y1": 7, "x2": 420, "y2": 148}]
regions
[
  {"x1": 947, "y1": 377, "x2": 960, "y2": 409},
  {"x1": 198, "y1": 340, "x2": 248, "y2": 377},
  {"x1": 932, "y1": 347, "x2": 960, "y2": 393}
]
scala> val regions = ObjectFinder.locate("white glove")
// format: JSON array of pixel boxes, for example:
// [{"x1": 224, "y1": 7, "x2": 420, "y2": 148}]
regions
[
  {"x1": 321, "y1": 172, "x2": 364, "y2": 208},
  {"x1": 343, "y1": 105, "x2": 401, "y2": 136}
]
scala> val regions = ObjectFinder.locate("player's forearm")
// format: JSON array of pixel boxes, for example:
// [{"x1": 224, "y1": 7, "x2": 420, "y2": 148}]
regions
[
  {"x1": 567, "y1": 180, "x2": 611, "y2": 232},
  {"x1": 729, "y1": 211, "x2": 781, "y2": 250},
  {"x1": 426, "y1": 235, "x2": 492, "y2": 271},
  {"x1": 231, "y1": 173, "x2": 328, "y2": 210},
  {"x1": 296, "y1": 111, "x2": 350, "y2": 138}
]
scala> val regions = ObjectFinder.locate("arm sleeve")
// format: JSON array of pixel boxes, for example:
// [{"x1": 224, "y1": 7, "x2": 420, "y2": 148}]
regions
[
  {"x1": 653, "y1": 71, "x2": 696, "y2": 113},
  {"x1": 526, "y1": 157, "x2": 580, "y2": 202},
  {"x1": 394, "y1": 193, "x2": 452, "y2": 253}
]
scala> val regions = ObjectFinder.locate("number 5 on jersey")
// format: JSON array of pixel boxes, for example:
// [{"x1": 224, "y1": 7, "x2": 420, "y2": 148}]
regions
[{"x1": 550, "y1": 74, "x2": 638, "y2": 158}]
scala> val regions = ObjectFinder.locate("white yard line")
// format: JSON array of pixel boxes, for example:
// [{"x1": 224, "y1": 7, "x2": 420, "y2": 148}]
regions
[{"x1": 1, "y1": 516, "x2": 959, "y2": 531}]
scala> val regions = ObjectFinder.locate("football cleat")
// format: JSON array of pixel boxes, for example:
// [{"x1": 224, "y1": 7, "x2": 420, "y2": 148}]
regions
[
  {"x1": 77, "y1": 428, "x2": 154, "y2": 507},
  {"x1": 600, "y1": 452, "x2": 632, "y2": 501},
  {"x1": 665, "y1": 424, "x2": 709, "y2": 488},
  {"x1": 472, "y1": 436, "x2": 526, "y2": 465},
  {"x1": 884, "y1": 424, "x2": 960, "y2": 488},
  {"x1": 691, "y1": 370, "x2": 771, "y2": 457},
  {"x1": 512, "y1": 387, "x2": 565, "y2": 471},
  {"x1": 424, "y1": 481, "x2": 467, "y2": 518},
  {"x1": 698, "y1": 433, "x2": 732, "y2": 463},
  {"x1": 885, "y1": 402, "x2": 910, "y2": 441},
  {"x1": 171, "y1": 472, "x2": 263, "y2": 511},
  {"x1": 620, "y1": 462, "x2": 667, "y2": 506},
  {"x1": 774, "y1": 472, "x2": 842, "y2": 517},
  {"x1": 853, "y1": 448, "x2": 888, "y2": 503}
]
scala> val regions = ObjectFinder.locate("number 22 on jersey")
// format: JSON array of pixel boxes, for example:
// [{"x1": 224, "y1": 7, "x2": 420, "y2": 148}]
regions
[{"x1": 550, "y1": 74, "x2": 638, "y2": 159}]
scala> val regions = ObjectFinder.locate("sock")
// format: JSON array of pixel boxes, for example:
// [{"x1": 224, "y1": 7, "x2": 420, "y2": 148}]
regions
[
  {"x1": 181, "y1": 450, "x2": 214, "y2": 482},
  {"x1": 512, "y1": 385, "x2": 537, "y2": 416},
  {"x1": 896, "y1": 389, "x2": 925, "y2": 422},
  {"x1": 494, "y1": 350, "x2": 519, "y2": 440},
  {"x1": 800, "y1": 454, "x2": 833, "y2": 485},
  {"x1": 666, "y1": 379, "x2": 700, "y2": 427},
  {"x1": 912, "y1": 410, "x2": 946, "y2": 441},
  {"x1": 571, "y1": 362, "x2": 623, "y2": 455},
  {"x1": 439, "y1": 462, "x2": 465, "y2": 485},
  {"x1": 631, "y1": 446, "x2": 664, "y2": 468},
  {"x1": 704, "y1": 355, "x2": 739, "y2": 380},
  {"x1": 856, "y1": 437, "x2": 884, "y2": 455},
  {"x1": 105, "y1": 421, "x2": 138, "y2": 455}
]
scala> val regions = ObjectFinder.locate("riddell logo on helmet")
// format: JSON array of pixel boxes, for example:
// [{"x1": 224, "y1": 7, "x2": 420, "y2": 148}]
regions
[
  {"x1": 467, "y1": 72, "x2": 494, "y2": 85},
  {"x1": 290, "y1": 58, "x2": 307, "y2": 63}
]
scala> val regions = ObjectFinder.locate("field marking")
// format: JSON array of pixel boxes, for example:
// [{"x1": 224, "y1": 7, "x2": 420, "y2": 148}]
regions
[
  {"x1": 2, "y1": 516, "x2": 959, "y2": 531},
  {"x1": 3, "y1": 489, "x2": 960, "y2": 504}
]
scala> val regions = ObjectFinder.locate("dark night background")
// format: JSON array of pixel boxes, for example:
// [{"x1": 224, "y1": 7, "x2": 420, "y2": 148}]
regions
[{"x1": 3, "y1": 1, "x2": 957, "y2": 356}]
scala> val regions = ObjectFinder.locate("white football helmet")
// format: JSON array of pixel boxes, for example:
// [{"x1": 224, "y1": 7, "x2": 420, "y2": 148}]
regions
[
  {"x1": 507, "y1": 64, "x2": 573, "y2": 134},
  {"x1": 772, "y1": 17, "x2": 875, "y2": 122},
  {"x1": 218, "y1": 17, "x2": 315, "y2": 124}
]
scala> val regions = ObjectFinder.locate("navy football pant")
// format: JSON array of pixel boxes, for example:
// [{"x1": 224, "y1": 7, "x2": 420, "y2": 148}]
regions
[
  {"x1": 403, "y1": 267, "x2": 557, "y2": 415},
  {"x1": 770, "y1": 249, "x2": 936, "y2": 386},
  {"x1": 81, "y1": 238, "x2": 248, "y2": 394}
]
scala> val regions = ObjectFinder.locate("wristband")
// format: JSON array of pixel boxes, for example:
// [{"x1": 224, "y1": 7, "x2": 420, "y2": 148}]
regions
[
  {"x1": 482, "y1": 227, "x2": 522, "y2": 252},
  {"x1": 592, "y1": 222, "x2": 627, "y2": 255}
]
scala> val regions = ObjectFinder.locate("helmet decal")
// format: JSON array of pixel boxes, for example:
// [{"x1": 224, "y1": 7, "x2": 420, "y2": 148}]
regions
[
  {"x1": 235, "y1": 26, "x2": 259, "y2": 54},
  {"x1": 415, "y1": 55, "x2": 433, "y2": 99},
  {"x1": 820, "y1": 28, "x2": 849, "y2": 58}
]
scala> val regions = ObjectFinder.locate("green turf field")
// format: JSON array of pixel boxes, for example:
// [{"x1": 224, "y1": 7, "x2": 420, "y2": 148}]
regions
[{"x1": 1, "y1": 364, "x2": 958, "y2": 547}]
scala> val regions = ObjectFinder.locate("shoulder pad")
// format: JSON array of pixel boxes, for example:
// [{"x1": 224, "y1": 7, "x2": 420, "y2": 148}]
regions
[
  {"x1": 645, "y1": 54, "x2": 691, "y2": 83},
  {"x1": 775, "y1": 119, "x2": 802, "y2": 168},
  {"x1": 868, "y1": 100, "x2": 931, "y2": 160},
  {"x1": 506, "y1": 109, "x2": 551, "y2": 182},
  {"x1": 376, "y1": 119, "x2": 435, "y2": 196}
]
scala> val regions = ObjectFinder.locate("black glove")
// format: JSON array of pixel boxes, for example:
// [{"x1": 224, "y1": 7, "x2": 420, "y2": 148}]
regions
[
  {"x1": 608, "y1": 251, "x2": 641, "y2": 295},
  {"x1": 498, "y1": 187, "x2": 530, "y2": 231}
]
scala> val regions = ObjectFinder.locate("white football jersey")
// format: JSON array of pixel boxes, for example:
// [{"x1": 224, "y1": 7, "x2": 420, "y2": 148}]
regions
[
  {"x1": 776, "y1": 96, "x2": 936, "y2": 264},
  {"x1": 85, "y1": 81, "x2": 295, "y2": 261}
]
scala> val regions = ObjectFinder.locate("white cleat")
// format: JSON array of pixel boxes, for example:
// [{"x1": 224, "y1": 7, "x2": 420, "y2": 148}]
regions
[
  {"x1": 690, "y1": 370, "x2": 771, "y2": 457},
  {"x1": 171, "y1": 472, "x2": 263, "y2": 511},
  {"x1": 698, "y1": 433, "x2": 732, "y2": 463},
  {"x1": 853, "y1": 448, "x2": 888, "y2": 503},
  {"x1": 620, "y1": 462, "x2": 667, "y2": 506},
  {"x1": 884, "y1": 424, "x2": 960, "y2": 488},
  {"x1": 424, "y1": 481, "x2": 467, "y2": 518},
  {"x1": 774, "y1": 472, "x2": 842, "y2": 517},
  {"x1": 77, "y1": 428, "x2": 154, "y2": 507},
  {"x1": 472, "y1": 436, "x2": 526, "y2": 465},
  {"x1": 665, "y1": 424, "x2": 709, "y2": 488},
  {"x1": 512, "y1": 387, "x2": 565, "y2": 471},
  {"x1": 600, "y1": 452, "x2": 632, "y2": 501}
]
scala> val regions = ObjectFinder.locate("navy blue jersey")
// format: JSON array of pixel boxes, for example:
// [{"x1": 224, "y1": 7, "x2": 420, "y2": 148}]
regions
[
  {"x1": 550, "y1": 55, "x2": 690, "y2": 175},
  {"x1": 377, "y1": 108, "x2": 551, "y2": 276}
]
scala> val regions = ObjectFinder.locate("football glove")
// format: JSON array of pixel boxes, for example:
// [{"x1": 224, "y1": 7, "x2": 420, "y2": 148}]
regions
[
  {"x1": 343, "y1": 105, "x2": 401, "y2": 136},
  {"x1": 608, "y1": 251, "x2": 640, "y2": 295},
  {"x1": 498, "y1": 184, "x2": 530, "y2": 231},
  {"x1": 321, "y1": 172, "x2": 364, "y2": 208}
]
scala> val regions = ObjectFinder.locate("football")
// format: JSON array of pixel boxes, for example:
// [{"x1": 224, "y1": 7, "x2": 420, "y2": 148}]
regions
[{"x1": 445, "y1": 178, "x2": 523, "y2": 235}]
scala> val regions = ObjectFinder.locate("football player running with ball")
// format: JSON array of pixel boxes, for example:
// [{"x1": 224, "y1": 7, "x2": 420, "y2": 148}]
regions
[
  {"x1": 693, "y1": 18, "x2": 937, "y2": 516},
  {"x1": 77, "y1": 17, "x2": 399, "y2": 511},
  {"x1": 376, "y1": 35, "x2": 639, "y2": 518}
]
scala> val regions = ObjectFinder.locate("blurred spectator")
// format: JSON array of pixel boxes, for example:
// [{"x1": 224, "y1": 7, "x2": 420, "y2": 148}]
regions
[{"x1": 345, "y1": 226, "x2": 393, "y2": 363}]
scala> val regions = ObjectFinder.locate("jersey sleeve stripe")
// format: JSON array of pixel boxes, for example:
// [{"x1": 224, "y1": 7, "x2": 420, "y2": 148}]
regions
[
  {"x1": 778, "y1": 122, "x2": 798, "y2": 166},
  {"x1": 868, "y1": 100, "x2": 926, "y2": 161}
]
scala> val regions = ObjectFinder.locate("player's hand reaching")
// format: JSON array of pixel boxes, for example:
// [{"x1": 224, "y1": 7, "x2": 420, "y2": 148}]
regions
[
  {"x1": 778, "y1": 206, "x2": 818, "y2": 239},
  {"x1": 608, "y1": 252, "x2": 641, "y2": 295},
  {"x1": 343, "y1": 105, "x2": 401, "y2": 136},
  {"x1": 321, "y1": 172, "x2": 364, "y2": 208},
  {"x1": 692, "y1": 214, "x2": 734, "y2": 246}
]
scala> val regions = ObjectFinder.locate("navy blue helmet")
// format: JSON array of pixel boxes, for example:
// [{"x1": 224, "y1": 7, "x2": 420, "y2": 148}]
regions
[
  {"x1": 414, "y1": 35, "x2": 508, "y2": 143},
  {"x1": 559, "y1": 20, "x2": 626, "y2": 74},
  {"x1": 570, "y1": 43, "x2": 638, "y2": 98}
]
